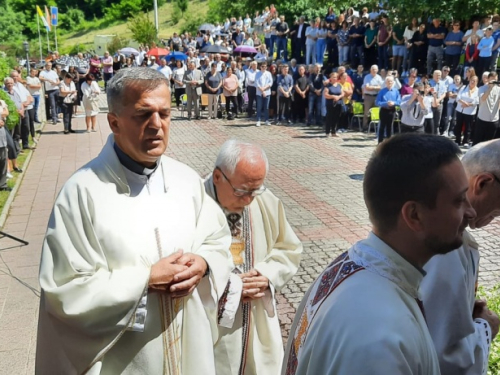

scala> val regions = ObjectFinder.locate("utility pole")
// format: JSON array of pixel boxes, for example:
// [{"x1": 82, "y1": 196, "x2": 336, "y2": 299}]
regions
[{"x1": 153, "y1": 0, "x2": 159, "y2": 37}]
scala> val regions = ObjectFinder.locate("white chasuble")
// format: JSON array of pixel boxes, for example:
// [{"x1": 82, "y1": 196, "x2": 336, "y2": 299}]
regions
[
  {"x1": 283, "y1": 232, "x2": 441, "y2": 375},
  {"x1": 36, "y1": 135, "x2": 233, "y2": 375},
  {"x1": 204, "y1": 175, "x2": 303, "y2": 375},
  {"x1": 421, "y1": 231, "x2": 491, "y2": 375}
]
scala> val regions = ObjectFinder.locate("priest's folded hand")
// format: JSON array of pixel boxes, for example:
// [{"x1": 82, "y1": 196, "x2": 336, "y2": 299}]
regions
[
  {"x1": 149, "y1": 250, "x2": 188, "y2": 290},
  {"x1": 240, "y1": 269, "x2": 270, "y2": 302},
  {"x1": 168, "y1": 254, "x2": 209, "y2": 298},
  {"x1": 474, "y1": 299, "x2": 500, "y2": 339}
]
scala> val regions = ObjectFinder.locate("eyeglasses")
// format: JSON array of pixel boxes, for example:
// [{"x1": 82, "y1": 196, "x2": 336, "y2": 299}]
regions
[{"x1": 216, "y1": 167, "x2": 266, "y2": 197}]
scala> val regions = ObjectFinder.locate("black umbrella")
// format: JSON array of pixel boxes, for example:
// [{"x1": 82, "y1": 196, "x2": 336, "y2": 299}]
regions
[
  {"x1": 200, "y1": 44, "x2": 231, "y2": 54},
  {"x1": 198, "y1": 23, "x2": 215, "y2": 32}
]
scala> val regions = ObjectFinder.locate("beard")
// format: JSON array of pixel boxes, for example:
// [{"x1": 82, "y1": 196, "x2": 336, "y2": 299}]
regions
[{"x1": 424, "y1": 232, "x2": 464, "y2": 256}]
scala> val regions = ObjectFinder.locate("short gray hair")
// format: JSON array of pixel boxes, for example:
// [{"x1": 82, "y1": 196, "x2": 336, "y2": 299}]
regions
[
  {"x1": 462, "y1": 139, "x2": 500, "y2": 178},
  {"x1": 215, "y1": 139, "x2": 269, "y2": 175},
  {"x1": 107, "y1": 67, "x2": 169, "y2": 114}
]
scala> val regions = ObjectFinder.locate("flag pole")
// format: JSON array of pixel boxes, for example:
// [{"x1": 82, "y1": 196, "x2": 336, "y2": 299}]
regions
[
  {"x1": 54, "y1": 25, "x2": 58, "y2": 51},
  {"x1": 36, "y1": 9, "x2": 43, "y2": 61},
  {"x1": 46, "y1": 30, "x2": 50, "y2": 53}
]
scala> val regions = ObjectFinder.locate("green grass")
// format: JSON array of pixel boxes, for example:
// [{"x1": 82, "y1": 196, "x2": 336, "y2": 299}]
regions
[
  {"x1": 62, "y1": 0, "x2": 209, "y2": 51},
  {"x1": 477, "y1": 284, "x2": 500, "y2": 375},
  {"x1": 0, "y1": 135, "x2": 35, "y2": 212}
]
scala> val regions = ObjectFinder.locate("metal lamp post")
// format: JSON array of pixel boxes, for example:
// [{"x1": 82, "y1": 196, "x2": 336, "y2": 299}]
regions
[{"x1": 23, "y1": 41, "x2": 30, "y2": 74}]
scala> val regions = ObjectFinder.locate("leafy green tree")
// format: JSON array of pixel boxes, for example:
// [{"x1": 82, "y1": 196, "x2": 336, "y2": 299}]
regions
[
  {"x1": 128, "y1": 13, "x2": 157, "y2": 46},
  {"x1": 176, "y1": 0, "x2": 189, "y2": 15},
  {"x1": 107, "y1": 35, "x2": 130, "y2": 54}
]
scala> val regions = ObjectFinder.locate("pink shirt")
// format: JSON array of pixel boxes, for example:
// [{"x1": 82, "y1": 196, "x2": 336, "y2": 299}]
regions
[{"x1": 102, "y1": 57, "x2": 113, "y2": 74}]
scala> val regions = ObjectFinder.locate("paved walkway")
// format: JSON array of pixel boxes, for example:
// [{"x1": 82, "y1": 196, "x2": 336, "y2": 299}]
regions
[{"x1": 1, "y1": 94, "x2": 499, "y2": 373}]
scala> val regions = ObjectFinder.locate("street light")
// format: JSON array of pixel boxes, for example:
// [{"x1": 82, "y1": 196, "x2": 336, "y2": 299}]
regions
[{"x1": 22, "y1": 41, "x2": 30, "y2": 74}]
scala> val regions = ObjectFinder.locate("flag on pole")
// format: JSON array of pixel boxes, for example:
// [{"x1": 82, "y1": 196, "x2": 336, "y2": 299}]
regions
[
  {"x1": 45, "y1": 6, "x2": 51, "y2": 31},
  {"x1": 36, "y1": 5, "x2": 50, "y2": 32},
  {"x1": 50, "y1": 6, "x2": 58, "y2": 26}
]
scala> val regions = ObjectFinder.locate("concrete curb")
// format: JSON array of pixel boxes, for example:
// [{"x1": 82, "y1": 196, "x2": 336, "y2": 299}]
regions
[{"x1": 0, "y1": 122, "x2": 46, "y2": 228}]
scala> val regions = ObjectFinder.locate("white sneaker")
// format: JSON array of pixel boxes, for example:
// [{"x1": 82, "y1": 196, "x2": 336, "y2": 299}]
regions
[
  {"x1": 265, "y1": 121, "x2": 271, "y2": 126},
  {"x1": 6, "y1": 173, "x2": 13, "y2": 179},
  {"x1": 256, "y1": 121, "x2": 261, "y2": 127}
]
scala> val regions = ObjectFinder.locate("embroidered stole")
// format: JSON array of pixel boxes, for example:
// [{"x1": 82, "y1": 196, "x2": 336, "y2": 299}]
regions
[
  {"x1": 226, "y1": 208, "x2": 254, "y2": 375},
  {"x1": 285, "y1": 252, "x2": 364, "y2": 375},
  {"x1": 155, "y1": 228, "x2": 182, "y2": 375}
]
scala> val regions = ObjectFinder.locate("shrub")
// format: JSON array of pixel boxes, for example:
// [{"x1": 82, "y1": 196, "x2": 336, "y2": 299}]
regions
[
  {"x1": 107, "y1": 36, "x2": 130, "y2": 55},
  {"x1": 128, "y1": 13, "x2": 157, "y2": 46},
  {"x1": 0, "y1": 90, "x2": 20, "y2": 131}
]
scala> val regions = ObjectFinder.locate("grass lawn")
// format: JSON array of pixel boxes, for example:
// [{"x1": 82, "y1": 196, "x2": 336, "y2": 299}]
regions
[
  {"x1": 62, "y1": 0, "x2": 209, "y2": 51},
  {"x1": 0, "y1": 135, "x2": 37, "y2": 214}
]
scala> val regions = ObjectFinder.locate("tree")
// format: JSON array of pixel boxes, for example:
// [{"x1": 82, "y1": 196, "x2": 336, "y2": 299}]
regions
[
  {"x1": 176, "y1": 0, "x2": 188, "y2": 15},
  {"x1": 128, "y1": 13, "x2": 157, "y2": 46},
  {"x1": 107, "y1": 35, "x2": 130, "y2": 54}
]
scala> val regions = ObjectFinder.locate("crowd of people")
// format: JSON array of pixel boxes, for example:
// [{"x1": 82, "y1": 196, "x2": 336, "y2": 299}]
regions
[{"x1": 32, "y1": 67, "x2": 500, "y2": 375}]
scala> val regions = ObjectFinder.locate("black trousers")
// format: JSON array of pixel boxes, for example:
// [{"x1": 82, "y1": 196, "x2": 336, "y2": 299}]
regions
[
  {"x1": 378, "y1": 108, "x2": 396, "y2": 143},
  {"x1": 278, "y1": 96, "x2": 291, "y2": 121},
  {"x1": 15, "y1": 112, "x2": 30, "y2": 149},
  {"x1": 62, "y1": 103, "x2": 74, "y2": 131},
  {"x1": 225, "y1": 96, "x2": 238, "y2": 117},
  {"x1": 325, "y1": 103, "x2": 342, "y2": 135},
  {"x1": 46, "y1": 89, "x2": 59, "y2": 123},
  {"x1": 0, "y1": 147, "x2": 7, "y2": 188},
  {"x1": 292, "y1": 93, "x2": 308, "y2": 121},
  {"x1": 174, "y1": 88, "x2": 186, "y2": 107},
  {"x1": 247, "y1": 86, "x2": 257, "y2": 117},
  {"x1": 455, "y1": 112, "x2": 474, "y2": 145},
  {"x1": 473, "y1": 118, "x2": 498, "y2": 145},
  {"x1": 401, "y1": 124, "x2": 425, "y2": 133},
  {"x1": 444, "y1": 54, "x2": 460, "y2": 75},
  {"x1": 27, "y1": 107, "x2": 35, "y2": 139}
]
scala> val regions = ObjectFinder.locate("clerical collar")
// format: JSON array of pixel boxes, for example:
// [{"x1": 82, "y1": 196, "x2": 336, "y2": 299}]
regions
[{"x1": 113, "y1": 143, "x2": 159, "y2": 177}]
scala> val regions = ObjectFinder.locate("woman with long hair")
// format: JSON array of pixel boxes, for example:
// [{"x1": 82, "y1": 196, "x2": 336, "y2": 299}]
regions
[
  {"x1": 316, "y1": 19, "x2": 329, "y2": 66},
  {"x1": 269, "y1": 64, "x2": 278, "y2": 121},
  {"x1": 323, "y1": 72, "x2": 344, "y2": 137},
  {"x1": 81, "y1": 73, "x2": 100, "y2": 132},
  {"x1": 67, "y1": 66, "x2": 80, "y2": 115},
  {"x1": 454, "y1": 75, "x2": 479, "y2": 146}
]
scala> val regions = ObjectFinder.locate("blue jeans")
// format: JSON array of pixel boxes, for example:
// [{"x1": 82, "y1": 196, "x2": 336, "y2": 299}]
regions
[
  {"x1": 47, "y1": 89, "x2": 59, "y2": 123},
  {"x1": 276, "y1": 37, "x2": 288, "y2": 61},
  {"x1": 339, "y1": 46, "x2": 349, "y2": 65},
  {"x1": 308, "y1": 95, "x2": 322, "y2": 125},
  {"x1": 306, "y1": 43, "x2": 316, "y2": 65},
  {"x1": 32, "y1": 94, "x2": 40, "y2": 122},
  {"x1": 270, "y1": 35, "x2": 277, "y2": 58},
  {"x1": 256, "y1": 95, "x2": 270, "y2": 122},
  {"x1": 316, "y1": 38, "x2": 326, "y2": 65}
]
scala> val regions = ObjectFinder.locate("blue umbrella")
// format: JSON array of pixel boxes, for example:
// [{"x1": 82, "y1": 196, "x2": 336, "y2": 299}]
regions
[{"x1": 166, "y1": 51, "x2": 187, "y2": 61}]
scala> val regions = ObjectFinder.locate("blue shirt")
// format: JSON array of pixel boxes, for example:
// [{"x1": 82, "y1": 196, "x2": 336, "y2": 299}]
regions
[
  {"x1": 493, "y1": 30, "x2": 500, "y2": 52},
  {"x1": 478, "y1": 36, "x2": 494, "y2": 57},
  {"x1": 255, "y1": 70, "x2": 273, "y2": 96},
  {"x1": 375, "y1": 87, "x2": 401, "y2": 109},
  {"x1": 278, "y1": 74, "x2": 293, "y2": 97},
  {"x1": 444, "y1": 31, "x2": 464, "y2": 55},
  {"x1": 427, "y1": 25, "x2": 447, "y2": 47},
  {"x1": 325, "y1": 83, "x2": 343, "y2": 106}
]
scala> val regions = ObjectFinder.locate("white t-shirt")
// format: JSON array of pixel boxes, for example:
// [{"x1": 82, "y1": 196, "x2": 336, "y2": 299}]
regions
[
  {"x1": 157, "y1": 65, "x2": 172, "y2": 80},
  {"x1": 26, "y1": 76, "x2": 41, "y2": 96},
  {"x1": 403, "y1": 27, "x2": 416, "y2": 42},
  {"x1": 39, "y1": 69, "x2": 60, "y2": 91},
  {"x1": 464, "y1": 29, "x2": 484, "y2": 45}
]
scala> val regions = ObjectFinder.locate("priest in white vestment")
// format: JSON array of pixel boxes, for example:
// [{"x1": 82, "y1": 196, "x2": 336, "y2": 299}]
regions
[
  {"x1": 283, "y1": 134, "x2": 477, "y2": 375},
  {"x1": 36, "y1": 68, "x2": 233, "y2": 375},
  {"x1": 421, "y1": 139, "x2": 500, "y2": 375},
  {"x1": 205, "y1": 140, "x2": 303, "y2": 375}
]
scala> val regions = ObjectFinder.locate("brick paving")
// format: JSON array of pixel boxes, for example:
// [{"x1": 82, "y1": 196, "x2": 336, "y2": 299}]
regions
[{"x1": 0, "y1": 93, "x2": 499, "y2": 374}]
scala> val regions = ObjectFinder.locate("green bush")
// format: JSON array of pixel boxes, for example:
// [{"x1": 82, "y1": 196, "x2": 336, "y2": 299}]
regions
[
  {"x1": 180, "y1": 14, "x2": 203, "y2": 36},
  {"x1": 0, "y1": 90, "x2": 20, "y2": 131},
  {"x1": 128, "y1": 13, "x2": 157, "y2": 46},
  {"x1": 171, "y1": 4, "x2": 182, "y2": 25},
  {"x1": 477, "y1": 284, "x2": 500, "y2": 375},
  {"x1": 107, "y1": 36, "x2": 130, "y2": 55}
]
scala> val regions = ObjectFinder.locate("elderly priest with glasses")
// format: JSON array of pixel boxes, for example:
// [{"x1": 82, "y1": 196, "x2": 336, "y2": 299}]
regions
[{"x1": 204, "y1": 139, "x2": 303, "y2": 375}]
